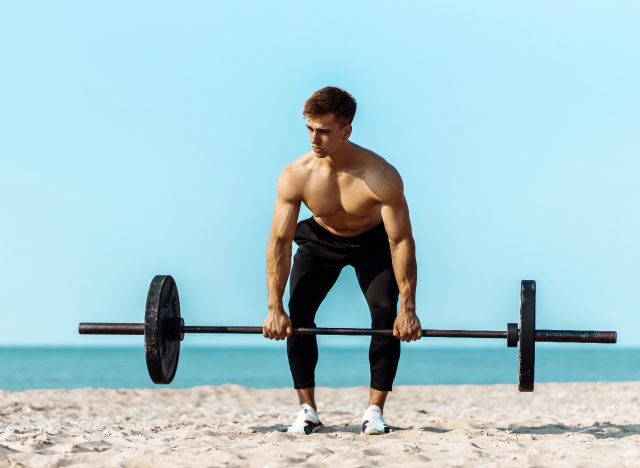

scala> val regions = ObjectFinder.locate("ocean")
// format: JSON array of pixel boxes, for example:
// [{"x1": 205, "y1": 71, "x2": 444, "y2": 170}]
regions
[{"x1": 1, "y1": 345, "x2": 638, "y2": 391}]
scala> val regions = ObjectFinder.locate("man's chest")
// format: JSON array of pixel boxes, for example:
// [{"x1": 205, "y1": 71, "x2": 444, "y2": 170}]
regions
[{"x1": 301, "y1": 172, "x2": 380, "y2": 217}]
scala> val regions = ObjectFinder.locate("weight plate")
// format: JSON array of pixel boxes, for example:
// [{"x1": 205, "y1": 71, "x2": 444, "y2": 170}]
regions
[
  {"x1": 145, "y1": 275, "x2": 182, "y2": 384},
  {"x1": 507, "y1": 322, "x2": 518, "y2": 348},
  {"x1": 518, "y1": 280, "x2": 536, "y2": 392}
]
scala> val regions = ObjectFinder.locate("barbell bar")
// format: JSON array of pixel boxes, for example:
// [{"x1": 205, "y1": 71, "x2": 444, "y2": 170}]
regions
[
  {"x1": 78, "y1": 276, "x2": 617, "y2": 391},
  {"x1": 78, "y1": 323, "x2": 616, "y2": 341}
]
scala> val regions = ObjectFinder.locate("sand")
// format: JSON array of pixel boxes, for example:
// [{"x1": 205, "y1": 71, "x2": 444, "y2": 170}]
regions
[{"x1": 1, "y1": 382, "x2": 639, "y2": 467}]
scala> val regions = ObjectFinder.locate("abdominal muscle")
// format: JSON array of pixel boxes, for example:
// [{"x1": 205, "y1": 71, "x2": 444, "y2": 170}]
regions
[
  {"x1": 303, "y1": 200, "x2": 383, "y2": 237},
  {"x1": 314, "y1": 215, "x2": 382, "y2": 237}
]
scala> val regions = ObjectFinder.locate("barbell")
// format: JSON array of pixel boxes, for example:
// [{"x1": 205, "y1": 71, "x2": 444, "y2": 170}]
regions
[{"x1": 78, "y1": 275, "x2": 617, "y2": 391}]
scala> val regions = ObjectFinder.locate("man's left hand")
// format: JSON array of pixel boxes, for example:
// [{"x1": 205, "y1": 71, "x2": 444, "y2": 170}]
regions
[{"x1": 393, "y1": 312, "x2": 422, "y2": 342}]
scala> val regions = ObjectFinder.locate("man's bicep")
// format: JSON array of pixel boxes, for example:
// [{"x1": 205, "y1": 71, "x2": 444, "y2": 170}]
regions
[
  {"x1": 270, "y1": 197, "x2": 300, "y2": 243},
  {"x1": 376, "y1": 165, "x2": 412, "y2": 244},
  {"x1": 381, "y1": 196, "x2": 412, "y2": 245},
  {"x1": 269, "y1": 171, "x2": 301, "y2": 243}
]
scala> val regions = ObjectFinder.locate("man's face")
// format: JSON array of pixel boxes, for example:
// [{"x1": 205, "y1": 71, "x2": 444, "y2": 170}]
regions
[{"x1": 305, "y1": 114, "x2": 352, "y2": 158}]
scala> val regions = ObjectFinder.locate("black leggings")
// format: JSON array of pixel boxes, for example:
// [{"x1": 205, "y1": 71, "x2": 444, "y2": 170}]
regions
[{"x1": 287, "y1": 216, "x2": 401, "y2": 392}]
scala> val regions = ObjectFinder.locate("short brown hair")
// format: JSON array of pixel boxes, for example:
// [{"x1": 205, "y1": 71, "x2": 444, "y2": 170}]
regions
[{"x1": 303, "y1": 87, "x2": 357, "y2": 125}]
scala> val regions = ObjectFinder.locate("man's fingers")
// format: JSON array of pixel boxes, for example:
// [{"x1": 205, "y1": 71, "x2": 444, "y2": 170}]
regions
[
  {"x1": 277, "y1": 324, "x2": 290, "y2": 340},
  {"x1": 396, "y1": 323, "x2": 422, "y2": 342}
]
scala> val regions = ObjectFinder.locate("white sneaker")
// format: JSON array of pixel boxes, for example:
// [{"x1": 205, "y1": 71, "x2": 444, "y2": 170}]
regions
[
  {"x1": 361, "y1": 405, "x2": 390, "y2": 434},
  {"x1": 286, "y1": 403, "x2": 323, "y2": 435}
]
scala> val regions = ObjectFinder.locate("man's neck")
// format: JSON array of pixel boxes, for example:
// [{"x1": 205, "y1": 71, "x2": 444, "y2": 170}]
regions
[{"x1": 322, "y1": 141, "x2": 359, "y2": 172}]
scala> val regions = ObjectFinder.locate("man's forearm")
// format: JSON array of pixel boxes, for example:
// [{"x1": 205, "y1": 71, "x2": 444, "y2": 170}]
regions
[
  {"x1": 266, "y1": 239, "x2": 292, "y2": 313},
  {"x1": 389, "y1": 237, "x2": 417, "y2": 314}
]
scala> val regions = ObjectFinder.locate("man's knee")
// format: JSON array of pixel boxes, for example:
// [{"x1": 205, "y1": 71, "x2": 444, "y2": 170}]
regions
[
  {"x1": 367, "y1": 296, "x2": 397, "y2": 312},
  {"x1": 287, "y1": 303, "x2": 317, "y2": 327},
  {"x1": 367, "y1": 300, "x2": 398, "y2": 329}
]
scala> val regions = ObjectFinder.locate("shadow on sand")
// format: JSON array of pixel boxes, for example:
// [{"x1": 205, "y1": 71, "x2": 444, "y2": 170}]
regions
[
  {"x1": 251, "y1": 424, "x2": 413, "y2": 434},
  {"x1": 496, "y1": 422, "x2": 640, "y2": 439}
]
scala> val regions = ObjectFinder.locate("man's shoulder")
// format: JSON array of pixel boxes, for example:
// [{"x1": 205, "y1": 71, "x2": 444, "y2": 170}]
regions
[
  {"x1": 354, "y1": 144, "x2": 398, "y2": 175},
  {"x1": 355, "y1": 146, "x2": 403, "y2": 197},
  {"x1": 276, "y1": 153, "x2": 314, "y2": 201},
  {"x1": 350, "y1": 149, "x2": 403, "y2": 204},
  {"x1": 282, "y1": 152, "x2": 315, "y2": 176}
]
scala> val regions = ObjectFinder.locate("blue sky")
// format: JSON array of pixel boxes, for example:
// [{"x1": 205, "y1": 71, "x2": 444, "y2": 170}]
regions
[{"x1": 1, "y1": 1, "x2": 638, "y2": 347}]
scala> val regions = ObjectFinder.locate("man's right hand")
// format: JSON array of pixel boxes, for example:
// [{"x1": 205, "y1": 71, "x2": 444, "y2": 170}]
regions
[{"x1": 262, "y1": 311, "x2": 293, "y2": 340}]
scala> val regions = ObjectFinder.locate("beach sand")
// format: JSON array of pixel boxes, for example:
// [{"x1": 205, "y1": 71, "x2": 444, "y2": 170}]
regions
[{"x1": 1, "y1": 382, "x2": 639, "y2": 467}]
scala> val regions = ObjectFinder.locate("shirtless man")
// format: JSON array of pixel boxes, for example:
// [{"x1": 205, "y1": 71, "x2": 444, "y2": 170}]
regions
[{"x1": 263, "y1": 87, "x2": 421, "y2": 435}]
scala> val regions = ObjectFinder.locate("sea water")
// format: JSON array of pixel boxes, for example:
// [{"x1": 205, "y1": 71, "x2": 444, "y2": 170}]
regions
[{"x1": 1, "y1": 346, "x2": 638, "y2": 391}]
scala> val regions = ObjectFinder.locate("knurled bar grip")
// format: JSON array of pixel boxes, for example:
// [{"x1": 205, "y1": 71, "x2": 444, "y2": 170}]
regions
[{"x1": 78, "y1": 323, "x2": 617, "y2": 343}]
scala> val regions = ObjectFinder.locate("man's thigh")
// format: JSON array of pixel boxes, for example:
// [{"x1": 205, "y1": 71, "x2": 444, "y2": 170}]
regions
[{"x1": 288, "y1": 251, "x2": 344, "y2": 323}]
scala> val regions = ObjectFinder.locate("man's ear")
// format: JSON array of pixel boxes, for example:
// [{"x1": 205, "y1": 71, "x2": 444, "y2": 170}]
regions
[{"x1": 343, "y1": 124, "x2": 352, "y2": 140}]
